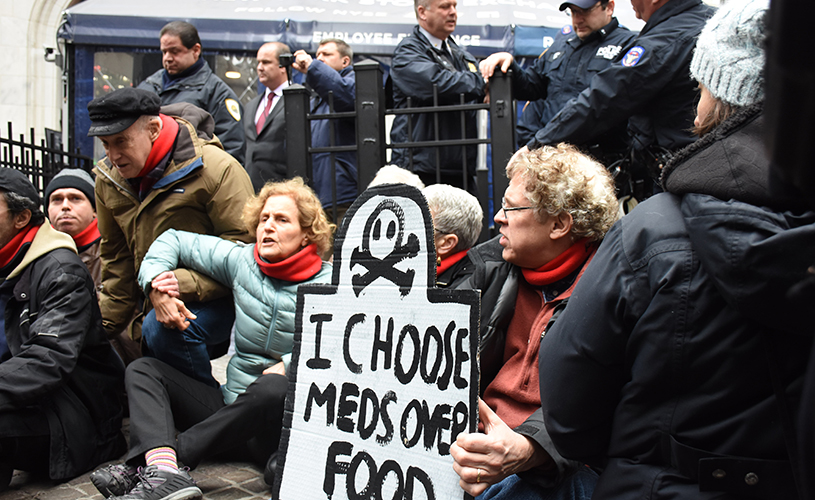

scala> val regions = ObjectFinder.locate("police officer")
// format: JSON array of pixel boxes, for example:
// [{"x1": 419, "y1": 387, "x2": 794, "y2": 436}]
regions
[
  {"x1": 525, "y1": 0, "x2": 714, "y2": 197},
  {"x1": 138, "y1": 21, "x2": 246, "y2": 165},
  {"x1": 481, "y1": 0, "x2": 635, "y2": 152},
  {"x1": 389, "y1": 0, "x2": 485, "y2": 194}
]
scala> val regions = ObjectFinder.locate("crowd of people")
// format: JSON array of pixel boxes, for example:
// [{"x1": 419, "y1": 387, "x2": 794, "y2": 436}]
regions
[{"x1": 1, "y1": 0, "x2": 812, "y2": 499}]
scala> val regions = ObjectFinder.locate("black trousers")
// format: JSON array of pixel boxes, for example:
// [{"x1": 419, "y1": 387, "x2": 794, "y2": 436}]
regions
[
  {"x1": 0, "y1": 408, "x2": 50, "y2": 472},
  {"x1": 125, "y1": 357, "x2": 286, "y2": 469}
]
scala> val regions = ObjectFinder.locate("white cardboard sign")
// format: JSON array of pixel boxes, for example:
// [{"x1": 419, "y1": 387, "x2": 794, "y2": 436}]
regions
[{"x1": 275, "y1": 184, "x2": 480, "y2": 500}]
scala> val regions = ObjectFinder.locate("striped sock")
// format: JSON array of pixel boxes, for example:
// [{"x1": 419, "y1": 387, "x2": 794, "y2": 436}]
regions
[{"x1": 145, "y1": 447, "x2": 179, "y2": 474}]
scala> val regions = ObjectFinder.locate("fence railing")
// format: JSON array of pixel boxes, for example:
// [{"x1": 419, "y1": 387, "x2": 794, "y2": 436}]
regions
[
  {"x1": 285, "y1": 59, "x2": 516, "y2": 242},
  {"x1": 1, "y1": 122, "x2": 94, "y2": 202}
]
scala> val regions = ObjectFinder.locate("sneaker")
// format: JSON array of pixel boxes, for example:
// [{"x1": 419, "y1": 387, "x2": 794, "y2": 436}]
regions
[
  {"x1": 110, "y1": 465, "x2": 201, "y2": 500},
  {"x1": 263, "y1": 452, "x2": 278, "y2": 487},
  {"x1": 91, "y1": 464, "x2": 139, "y2": 497}
]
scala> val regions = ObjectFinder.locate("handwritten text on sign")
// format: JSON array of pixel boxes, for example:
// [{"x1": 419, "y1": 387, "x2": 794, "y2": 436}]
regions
[{"x1": 277, "y1": 186, "x2": 479, "y2": 500}]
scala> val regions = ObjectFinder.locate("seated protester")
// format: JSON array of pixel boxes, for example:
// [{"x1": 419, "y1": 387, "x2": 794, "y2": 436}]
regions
[
  {"x1": 0, "y1": 168, "x2": 125, "y2": 491},
  {"x1": 538, "y1": 2, "x2": 814, "y2": 499},
  {"x1": 422, "y1": 184, "x2": 483, "y2": 288},
  {"x1": 45, "y1": 169, "x2": 142, "y2": 365},
  {"x1": 89, "y1": 178, "x2": 333, "y2": 500},
  {"x1": 88, "y1": 88, "x2": 254, "y2": 386},
  {"x1": 450, "y1": 145, "x2": 618, "y2": 500}
]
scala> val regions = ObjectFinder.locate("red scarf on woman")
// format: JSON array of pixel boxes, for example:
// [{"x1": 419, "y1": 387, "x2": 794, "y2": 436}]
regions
[
  {"x1": 521, "y1": 238, "x2": 596, "y2": 286},
  {"x1": 0, "y1": 225, "x2": 40, "y2": 270},
  {"x1": 437, "y1": 249, "x2": 469, "y2": 275},
  {"x1": 72, "y1": 218, "x2": 101, "y2": 251},
  {"x1": 254, "y1": 243, "x2": 322, "y2": 282}
]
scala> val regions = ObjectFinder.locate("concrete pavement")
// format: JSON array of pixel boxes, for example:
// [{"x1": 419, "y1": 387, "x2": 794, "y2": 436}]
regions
[{"x1": 0, "y1": 355, "x2": 272, "y2": 500}]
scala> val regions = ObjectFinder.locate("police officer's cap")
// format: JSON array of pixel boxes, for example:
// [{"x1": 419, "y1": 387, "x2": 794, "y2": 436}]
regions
[
  {"x1": 87, "y1": 88, "x2": 161, "y2": 137},
  {"x1": 559, "y1": 0, "x2": 601, "y2": 11}
]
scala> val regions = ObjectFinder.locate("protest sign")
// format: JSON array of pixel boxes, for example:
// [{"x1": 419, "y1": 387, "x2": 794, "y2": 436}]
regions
[{"x1": 275, "y1": 184, "x2": 480, "y2": 500}]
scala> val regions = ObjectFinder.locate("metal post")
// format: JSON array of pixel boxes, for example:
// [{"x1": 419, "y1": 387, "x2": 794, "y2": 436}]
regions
[
  {"x1": 488, "y1": 69, "x2": 515, "y2": 237},
  {"x1": 353, "y1": 59, "x2": 386, "y2": 189},
  {"x1": 284, "y1": 84, "x2": 313, "y2": 182}
]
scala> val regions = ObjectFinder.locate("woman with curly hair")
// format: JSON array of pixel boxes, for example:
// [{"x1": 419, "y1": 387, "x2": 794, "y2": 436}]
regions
[{"x1": 90, "y1": 178, "x2": 333, "y2": 500}]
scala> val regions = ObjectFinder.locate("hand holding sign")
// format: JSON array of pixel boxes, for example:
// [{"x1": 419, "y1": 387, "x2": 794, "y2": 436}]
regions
[{"x1": 450, "y1": 399, "x2": 549, "y2": 496}]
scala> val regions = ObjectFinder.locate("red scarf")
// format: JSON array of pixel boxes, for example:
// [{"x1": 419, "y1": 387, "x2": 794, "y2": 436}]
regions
[
  {"x1": 254, "y1": 243, "x2": 323, "y2": 282},
  {"x1": 138, "y1": 114, "x2": 179, "y2": 193},
  {"x1": 73, "y1": 218, "x2": 101, "y2": 250},
  {"x1": 521, "y1": 238, "x2": 596, "y2": 286},
  {"x1": 0, "y1": 224, "x2": 40, "y2": 270},
  {"x1": 437, "y1": 249, "x2": 469, "y2": 275}
]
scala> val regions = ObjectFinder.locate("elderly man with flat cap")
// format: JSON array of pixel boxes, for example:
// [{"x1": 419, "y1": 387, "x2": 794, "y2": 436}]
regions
[
  {"x1": 89, "y1": 87, "x2": 254, "y2": 385},
  {"x1": 0, "y1": 168, "x2": 125, "y2": 490}
]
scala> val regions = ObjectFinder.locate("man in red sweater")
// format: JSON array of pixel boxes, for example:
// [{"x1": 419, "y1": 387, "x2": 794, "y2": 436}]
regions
[{"x1": 451, "y1": 144, "x2": 618, "y2": 500}]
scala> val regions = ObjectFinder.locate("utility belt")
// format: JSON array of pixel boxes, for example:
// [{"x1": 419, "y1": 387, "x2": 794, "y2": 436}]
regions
[
  {"x1": 669, "y1": 436, "x2": 798, "y2": 499},
  {"x1": 598, "y1": 145, "x2": 675, "y2": 203}
]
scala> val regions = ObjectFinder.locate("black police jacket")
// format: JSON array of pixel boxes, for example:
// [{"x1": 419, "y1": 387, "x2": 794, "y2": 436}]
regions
[
  {"x1": 513, "y1": 18, "x2": 635, "y2": 147},
  {"x1": 389, "y1": 26, "x2": 485, "y2": 178},
  {"x1": 529, "y1": 0, "x2": 714, "y2": 153}
]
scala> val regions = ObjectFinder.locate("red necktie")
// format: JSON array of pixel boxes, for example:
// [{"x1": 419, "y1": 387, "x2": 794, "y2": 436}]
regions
[{"x1": 256, "y1": 93, "x2": 274, "y2": 134}]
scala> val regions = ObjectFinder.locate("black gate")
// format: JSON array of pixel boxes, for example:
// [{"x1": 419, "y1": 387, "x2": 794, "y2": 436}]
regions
[
  {"x1": 1, "y1": 122, "x2": 94, "y2": 202},
  {"x1": 284, "y1": 60, "x2": 516, "y2": 241}
]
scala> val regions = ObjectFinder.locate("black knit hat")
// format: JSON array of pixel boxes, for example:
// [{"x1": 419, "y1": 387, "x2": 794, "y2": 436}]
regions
[
  {"x1": 45, "y1": 168, "x2": 96, "y2": 210},
  {"x1": 87, "y1": 87, "x2": 161, "y2": 137},
  {"x1": 0, "y1": 168, "x2": 40, "y2": 206}
]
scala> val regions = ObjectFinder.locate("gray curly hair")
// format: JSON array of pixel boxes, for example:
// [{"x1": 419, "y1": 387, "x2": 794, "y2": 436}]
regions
[{"x1": 506, "y1": 144, "x2": 618, "y2": 242}]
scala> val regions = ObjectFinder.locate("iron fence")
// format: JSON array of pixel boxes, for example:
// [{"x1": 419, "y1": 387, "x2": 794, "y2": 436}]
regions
[
  {"x1": 1, "y1": 122, "x2": 94, "y2": 203},
  {"x1": 285, "y1": 60, "x2": 516, "y2": 242}
]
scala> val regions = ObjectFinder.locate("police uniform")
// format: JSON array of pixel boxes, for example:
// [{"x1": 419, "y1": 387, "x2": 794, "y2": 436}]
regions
[
  {"x1": 528, "y1": 0, "x2": 714, "y2": 155},
  {"x1": 514, "y1": 18, "x2": 636, "y2": 149},
  {"x1": 139, "y1": 59, "x2": 246, "y2": 166},
  {"x1": 389, "y1": 25, "x2": 485, "y2": 192}
]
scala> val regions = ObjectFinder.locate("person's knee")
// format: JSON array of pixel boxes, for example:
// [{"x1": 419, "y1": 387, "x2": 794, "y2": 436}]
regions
[
  {"x1": 242, "y1": 374, "x2": 288, "y2": 409},
  {"x1": 125, "y1": 357, "x2": 167, "y2": 389}
]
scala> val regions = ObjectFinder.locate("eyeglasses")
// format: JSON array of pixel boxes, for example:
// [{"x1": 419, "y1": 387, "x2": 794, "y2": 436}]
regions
[
  {"x1": 567, "y1": 2, "x2": 602, "y2": 17},
  {"x1": 500, "y1": 203, "x2": 535, "y2": 219}
]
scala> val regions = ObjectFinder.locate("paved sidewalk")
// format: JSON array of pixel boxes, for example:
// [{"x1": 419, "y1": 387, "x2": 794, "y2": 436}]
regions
[{"x1": 1, "y1": 356, "x2": 271, "y2": 500}]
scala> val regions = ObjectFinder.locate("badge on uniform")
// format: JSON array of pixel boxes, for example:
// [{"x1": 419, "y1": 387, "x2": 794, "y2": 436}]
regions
[
  {"x1": 468, "y1": 62, "x2": 477, "y2": 72},
  {"x1": 225, "y1": 98, "x2": 241, "y2": 121},
  {"x1": 621, "y1": 46, "x2": 645, "y2": 67},
  {"x1": 561, "y1": 25, "x2": 573, "y2": 35}
]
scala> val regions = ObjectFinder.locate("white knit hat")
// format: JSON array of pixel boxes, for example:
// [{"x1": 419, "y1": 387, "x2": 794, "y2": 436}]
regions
[{"x1": 690, "y1": 0, "x2": 769, "y2": 107}]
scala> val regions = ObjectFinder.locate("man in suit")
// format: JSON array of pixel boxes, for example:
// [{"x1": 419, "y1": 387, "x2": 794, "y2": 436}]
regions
[{"x1": 244, "y1": 42, "x2": 291, "y2": 192}]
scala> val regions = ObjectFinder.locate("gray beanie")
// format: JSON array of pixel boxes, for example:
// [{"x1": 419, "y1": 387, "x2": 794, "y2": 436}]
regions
[
  {"x1": 690, "y1": 0, "x2": 768, "y2": 107},
  {"x1": 45, "y1": 168, "x2": 96, "y2": 210}
]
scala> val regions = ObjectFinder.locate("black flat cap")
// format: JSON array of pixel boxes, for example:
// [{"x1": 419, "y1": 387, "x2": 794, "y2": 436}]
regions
[
  {"x1": 87, "y1": 88, "x2": 161, "y2": 137},
  {"x1": 0, "y1": 168, "x2": 40, "y2": 206},
  {"x1": 559, "y1": 0, "x2": 600, "y2": 10}
]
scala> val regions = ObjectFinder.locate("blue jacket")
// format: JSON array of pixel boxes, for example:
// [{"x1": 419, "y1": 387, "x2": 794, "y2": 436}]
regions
[
  {"x1": 138, "y1": 230, "x2": 331, "y2": 404},
  {"x1": 530, "y1": 0, "x2": 714, "y2": 152},
  {"x1": 513, "y1": 19, "x2": 635, "y2": 148},
  {"x1": 139, "y1": 60, "x2": 246, "y2": 165},
  {"x1": 306, "y1": 61, "x2": 358, "y2": 207},
  {"x1": 389, "y1": 26, "x2": 485, "y2": 178}
]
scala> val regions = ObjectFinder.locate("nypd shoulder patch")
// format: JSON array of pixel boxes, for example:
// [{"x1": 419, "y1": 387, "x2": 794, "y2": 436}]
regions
[
  {"x1": 561, "y1": 25, "x2": 573, "y2": 35},
  {"x1": 621, "y1": 46, "x2": 645, "y2": 67}
]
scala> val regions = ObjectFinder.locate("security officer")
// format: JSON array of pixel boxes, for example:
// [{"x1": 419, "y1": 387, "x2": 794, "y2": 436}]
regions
[
  {"x1": 389, "y1": 0, "x2": 485, "y2": 194},
  {"x1": 525, "y1": 0, "x2": 714, "y2": 197},
  {"x1": 481, "y1": 0, "x2": 635, "y2": 153},
  {"x1": 138, "y1": 21, "x2": 246, "y2": 165}
]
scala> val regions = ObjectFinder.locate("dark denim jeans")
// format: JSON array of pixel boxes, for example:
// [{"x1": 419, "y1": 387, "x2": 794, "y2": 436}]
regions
[
  {"x1": 142, "y1": 297, "x2": 235, "y2": 388},
  {"x1": 478, "y1": 466, "x2": 598, "y2": 500}
]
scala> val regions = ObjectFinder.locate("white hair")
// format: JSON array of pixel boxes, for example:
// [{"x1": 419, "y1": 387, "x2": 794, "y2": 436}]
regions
[{"x1": 423, "y1": 184, "x2": 483, "y2": 251}]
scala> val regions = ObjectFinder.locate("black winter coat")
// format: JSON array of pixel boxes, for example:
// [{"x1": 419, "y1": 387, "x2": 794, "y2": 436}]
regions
[
  {"x1": 530, "y1": 0, "x2": 714, "y2": 153},
  {"x1": 389, "y1": 26, "x2": 485, "y2": 179},
  {"x1": 0, "y1": 224, "x2": 125, "y2": 480},
  {"x1": 539, "y1": 105, "x2": 814, "y2": 499}
]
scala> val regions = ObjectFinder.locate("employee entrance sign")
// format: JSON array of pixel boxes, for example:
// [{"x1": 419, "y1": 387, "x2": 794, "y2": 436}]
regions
[{"x1": 275, "y1": 185, "x2": 480, "y2": 500}]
